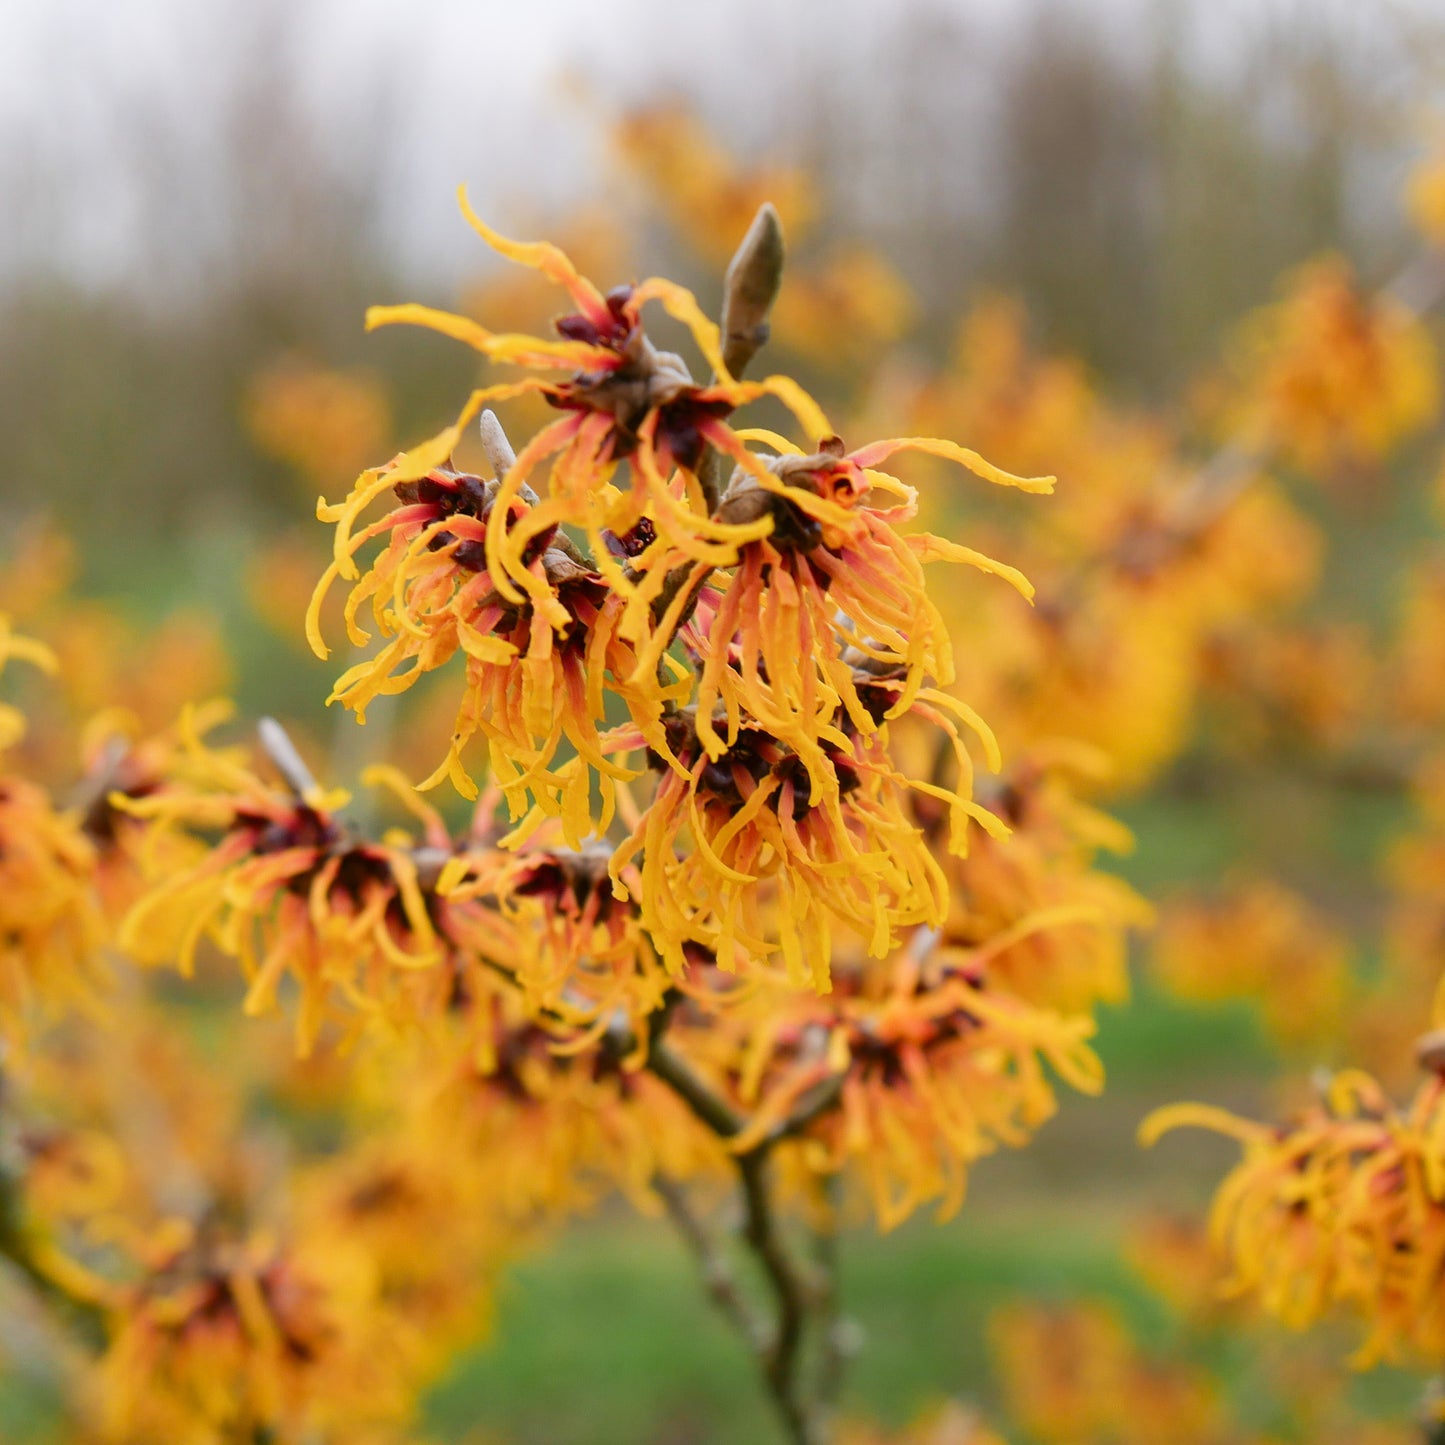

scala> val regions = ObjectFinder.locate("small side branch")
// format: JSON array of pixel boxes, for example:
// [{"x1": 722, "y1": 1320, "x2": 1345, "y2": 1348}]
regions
[
  {"x1": 738, "y1": 1149, "x2": 823, "y2": 1445},
  {"x1": 653, "y1": 1173, "x2": 769, "y2": 1352}
]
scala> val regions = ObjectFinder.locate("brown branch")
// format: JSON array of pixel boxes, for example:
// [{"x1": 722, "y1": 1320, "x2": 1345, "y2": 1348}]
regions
[
  {"x1": 645, "y1": 1035, "x2": 746, "y2": 1139},
  {"x1": 652, "y1": 1173, "x2": 769, "y2": 1352},
  {"x1": 738, "y1": 1149, "x2": 824, "y2": 1444},
  {"x1": 636, "y1": 968, "x2": 844, "y2": 1443},
  {"x1": 1420, "y1": 1376, "x2": 1445, "y2": 1445},
  {"x1": 810, "y1": 1173, "x2": 854, "y2": 1415}
]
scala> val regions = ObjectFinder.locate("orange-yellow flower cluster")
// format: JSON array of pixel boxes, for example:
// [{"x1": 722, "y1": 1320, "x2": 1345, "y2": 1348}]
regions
[{"x1": 1143, "y1": 1071, "x2": 1445, "y2": 1366}]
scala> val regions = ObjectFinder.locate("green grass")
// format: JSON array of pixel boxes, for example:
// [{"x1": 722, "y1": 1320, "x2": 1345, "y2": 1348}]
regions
[{"x1": 425, "y1": 1204, "x2": 1136, "y2": 1445}]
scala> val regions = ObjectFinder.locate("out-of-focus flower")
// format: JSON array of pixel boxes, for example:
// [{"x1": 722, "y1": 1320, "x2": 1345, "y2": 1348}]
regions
[
  {"x1": 0, "y1": 525, "x2": 77, "y2": 623},
  {"x1": 1151, "y1": 879, "x2": 1352, "y2": 1051},
  {"x1": 771, "y1": 247, "x2": 916, "y2": 368},
  {"x1": 245, "y1": 531, "x2": 333, "y2": 649},
  {"x1": 835, "y1": 1402, "x2": 1007, "y2": 1445},
  {"x1": 0, "y1": 774, "x2": 104, "y2": 1048},
  {"x1": 611, "y1": 101, "x2": 816, "y2": 264},
  {"x1": 1203, "y1": 621, "x2": 1374, "y2": 753},
  {"x1": 244, "y1": 356, "x2": 392, "y2": 492},
  {"x1": 1392, "y1": 553, "x2": 1445, "y2": 727},
  {"x1": 0, "y1": 613, "x2": 57, "y2": 750},
  {"x1": 1407, "y1": 141, "x2": 1445, "y2": 249},
  {"x1": 990, "y1": 1301, "x2": 1223, "y2": 1445},
  {"x1": 382, "y1": 998, "x2": 725, "y2": 1220},
  {"x1": 118, "y1": 716, "x2": 444, "y2": 1053},
  {"x1": 1211, "y1": 257, "x2": 1438, "y2": 475},
  {"x1": 1125, "y1": 1213, "x2": 1235, "y2": 1324},
  {"x1": 1143, "y1": 1070, "x2": 1445, "y2": 1366},
  {"x1": 934, "y1": 745, "x2": 1150, "y2": 1015}
]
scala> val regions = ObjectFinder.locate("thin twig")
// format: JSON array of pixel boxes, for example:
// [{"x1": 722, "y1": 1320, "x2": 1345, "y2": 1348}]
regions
[
  {"x1": 738, "y1": 1149, "x2": 824, "y2": 1445},
  {"x1": 1420, "y1": 1376, "x2": 1445, "y2": 1445},
  {"x1": 811, "y1": 1173, "x2": 854, "y2": 1414},
  {"x1": 653, "y1": 1173, "x2": 769, "y2": 1351}
]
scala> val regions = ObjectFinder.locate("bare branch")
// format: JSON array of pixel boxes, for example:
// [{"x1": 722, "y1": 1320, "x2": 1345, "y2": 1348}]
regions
[
  {"x1": 653, "y1": 1173, "x2": 769, "y2": 1353},
  {"x1": 739, "y1": 1150, "x2": 825, "y2": 1445}
]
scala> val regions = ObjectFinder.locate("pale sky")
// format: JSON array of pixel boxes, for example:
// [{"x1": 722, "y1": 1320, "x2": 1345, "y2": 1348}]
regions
[{"x1": 0, "y1": 0, "x2": 1429, "y2": 292}]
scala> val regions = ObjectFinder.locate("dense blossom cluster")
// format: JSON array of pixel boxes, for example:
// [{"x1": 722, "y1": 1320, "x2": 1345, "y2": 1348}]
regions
[{"x1": 5, "y1": 99, "x2": 1445, "y2": 1445}]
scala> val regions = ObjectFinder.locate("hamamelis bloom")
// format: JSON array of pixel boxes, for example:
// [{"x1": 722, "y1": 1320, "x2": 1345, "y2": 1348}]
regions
[
  {"x1": 722, "y1": 943, "x2": 1101, "y2": 1230},
  {"x1": 1407, "y1": 143, "x2": 1445, "y2": 248},
  {"x1": 310, "y1": 459, "x2": 659, "y2": 828},
  {"x1": 244, "y1": 356, "x2": 392, "y2": 492},
  {"x1": 393, "y1": 996, "x2": 724, "y2": 1220},
  {"x1": 295, "y1": 1135, "x2": 508, "y2": 1385},
  {"x1": 834, "y1": 1403, "x2": 1007, "y2": 1445},
  {"x1": 1216, "y1": 256, "x2": 1439, "y2": 474},
  {"x1": 990, "y1": 1302, "x2": 1223, "y2": 1445},
  {"x1": 440, "y1": 836, "x2": 670, "y2": 1036},
  {"x1": 359, "y1": 190, "x2": 822, "y2": 616},
  {"x1": 0, "y1": 775, "x2": 105, "y2": 1048},
  {"x1": 924, "y1": 746, "x2": 1149, "y2": 1016},
  {"x1": 611, "y1": 101, "x2": 817, "y2": 266},
  {"x1": 90, "y1": 1221, "x2": 403, "y2": 1445},
  {"x1": 117, "y1": 719, "x2": 443, "y2": 1053},
  {"x1": 623, "y1": 432, "x2": 1047, "y2": 797},
  {"x1": 607, "y1": 707, "x2": 987, "y2": 989},
  {"x1": 1151, "y1": 878, "x2": 1351, "y2": 1051},
  {"x1": 1142, "y1": 1070, "x2": 1445, "y2": 1365}
]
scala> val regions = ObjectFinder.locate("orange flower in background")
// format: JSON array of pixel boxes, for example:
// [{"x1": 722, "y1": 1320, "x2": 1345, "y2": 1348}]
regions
[
  {"x1": 1143, "y1": 1071, "x2": 1445, "y2": 1366},
  {"x1": 935, "y1": 745, "x2": 1150, "y2": 1016},
  {"x1": 0, "y1": 618, "x2": 107, "y2": 1045},
  {"x1": 771, "y1": 246, "x2": 917, "y2": 368},
  {"x1": 0, "y1": 612, "x2": 58, "y2": 750},
  {"x1": 611, "y1": 101, "x2": 816, "y2": 264},
  {"x1": 990, "y1": 1301, "x2": 1223, "y2": 1445},
  {"x1": 835, "y1": 1403, "x2": 1007, "y2": 1445},
  {"x1": 1151, "y1": 878, "x2": 1352, "y2": 1051},
  {"x1": 1214, "y1": 256, "x2": 1438, "y2": 474},
  {"x1": 245, "y1": 357, "x2": 392, "y2": 492},
  {"x1": 1407, "y1": 141, "x2": 1445, "y2": 249},
  {"x1": 0, "y1": 774, "x2": 105, "y2": 1049},
  {"x1": 118, "y1": 717, "x2": 444, "y2": 1053}
]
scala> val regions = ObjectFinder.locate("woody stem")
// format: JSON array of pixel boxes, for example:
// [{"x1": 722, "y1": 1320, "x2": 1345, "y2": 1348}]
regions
[{"x1": 641, "y1": 999, "x2": 838, "y2": 1445}]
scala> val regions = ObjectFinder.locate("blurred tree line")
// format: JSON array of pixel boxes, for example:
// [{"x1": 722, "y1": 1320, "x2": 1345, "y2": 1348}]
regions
[{"x1": 0, "y1": 0, "x2": 1437, "y2": 581}]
